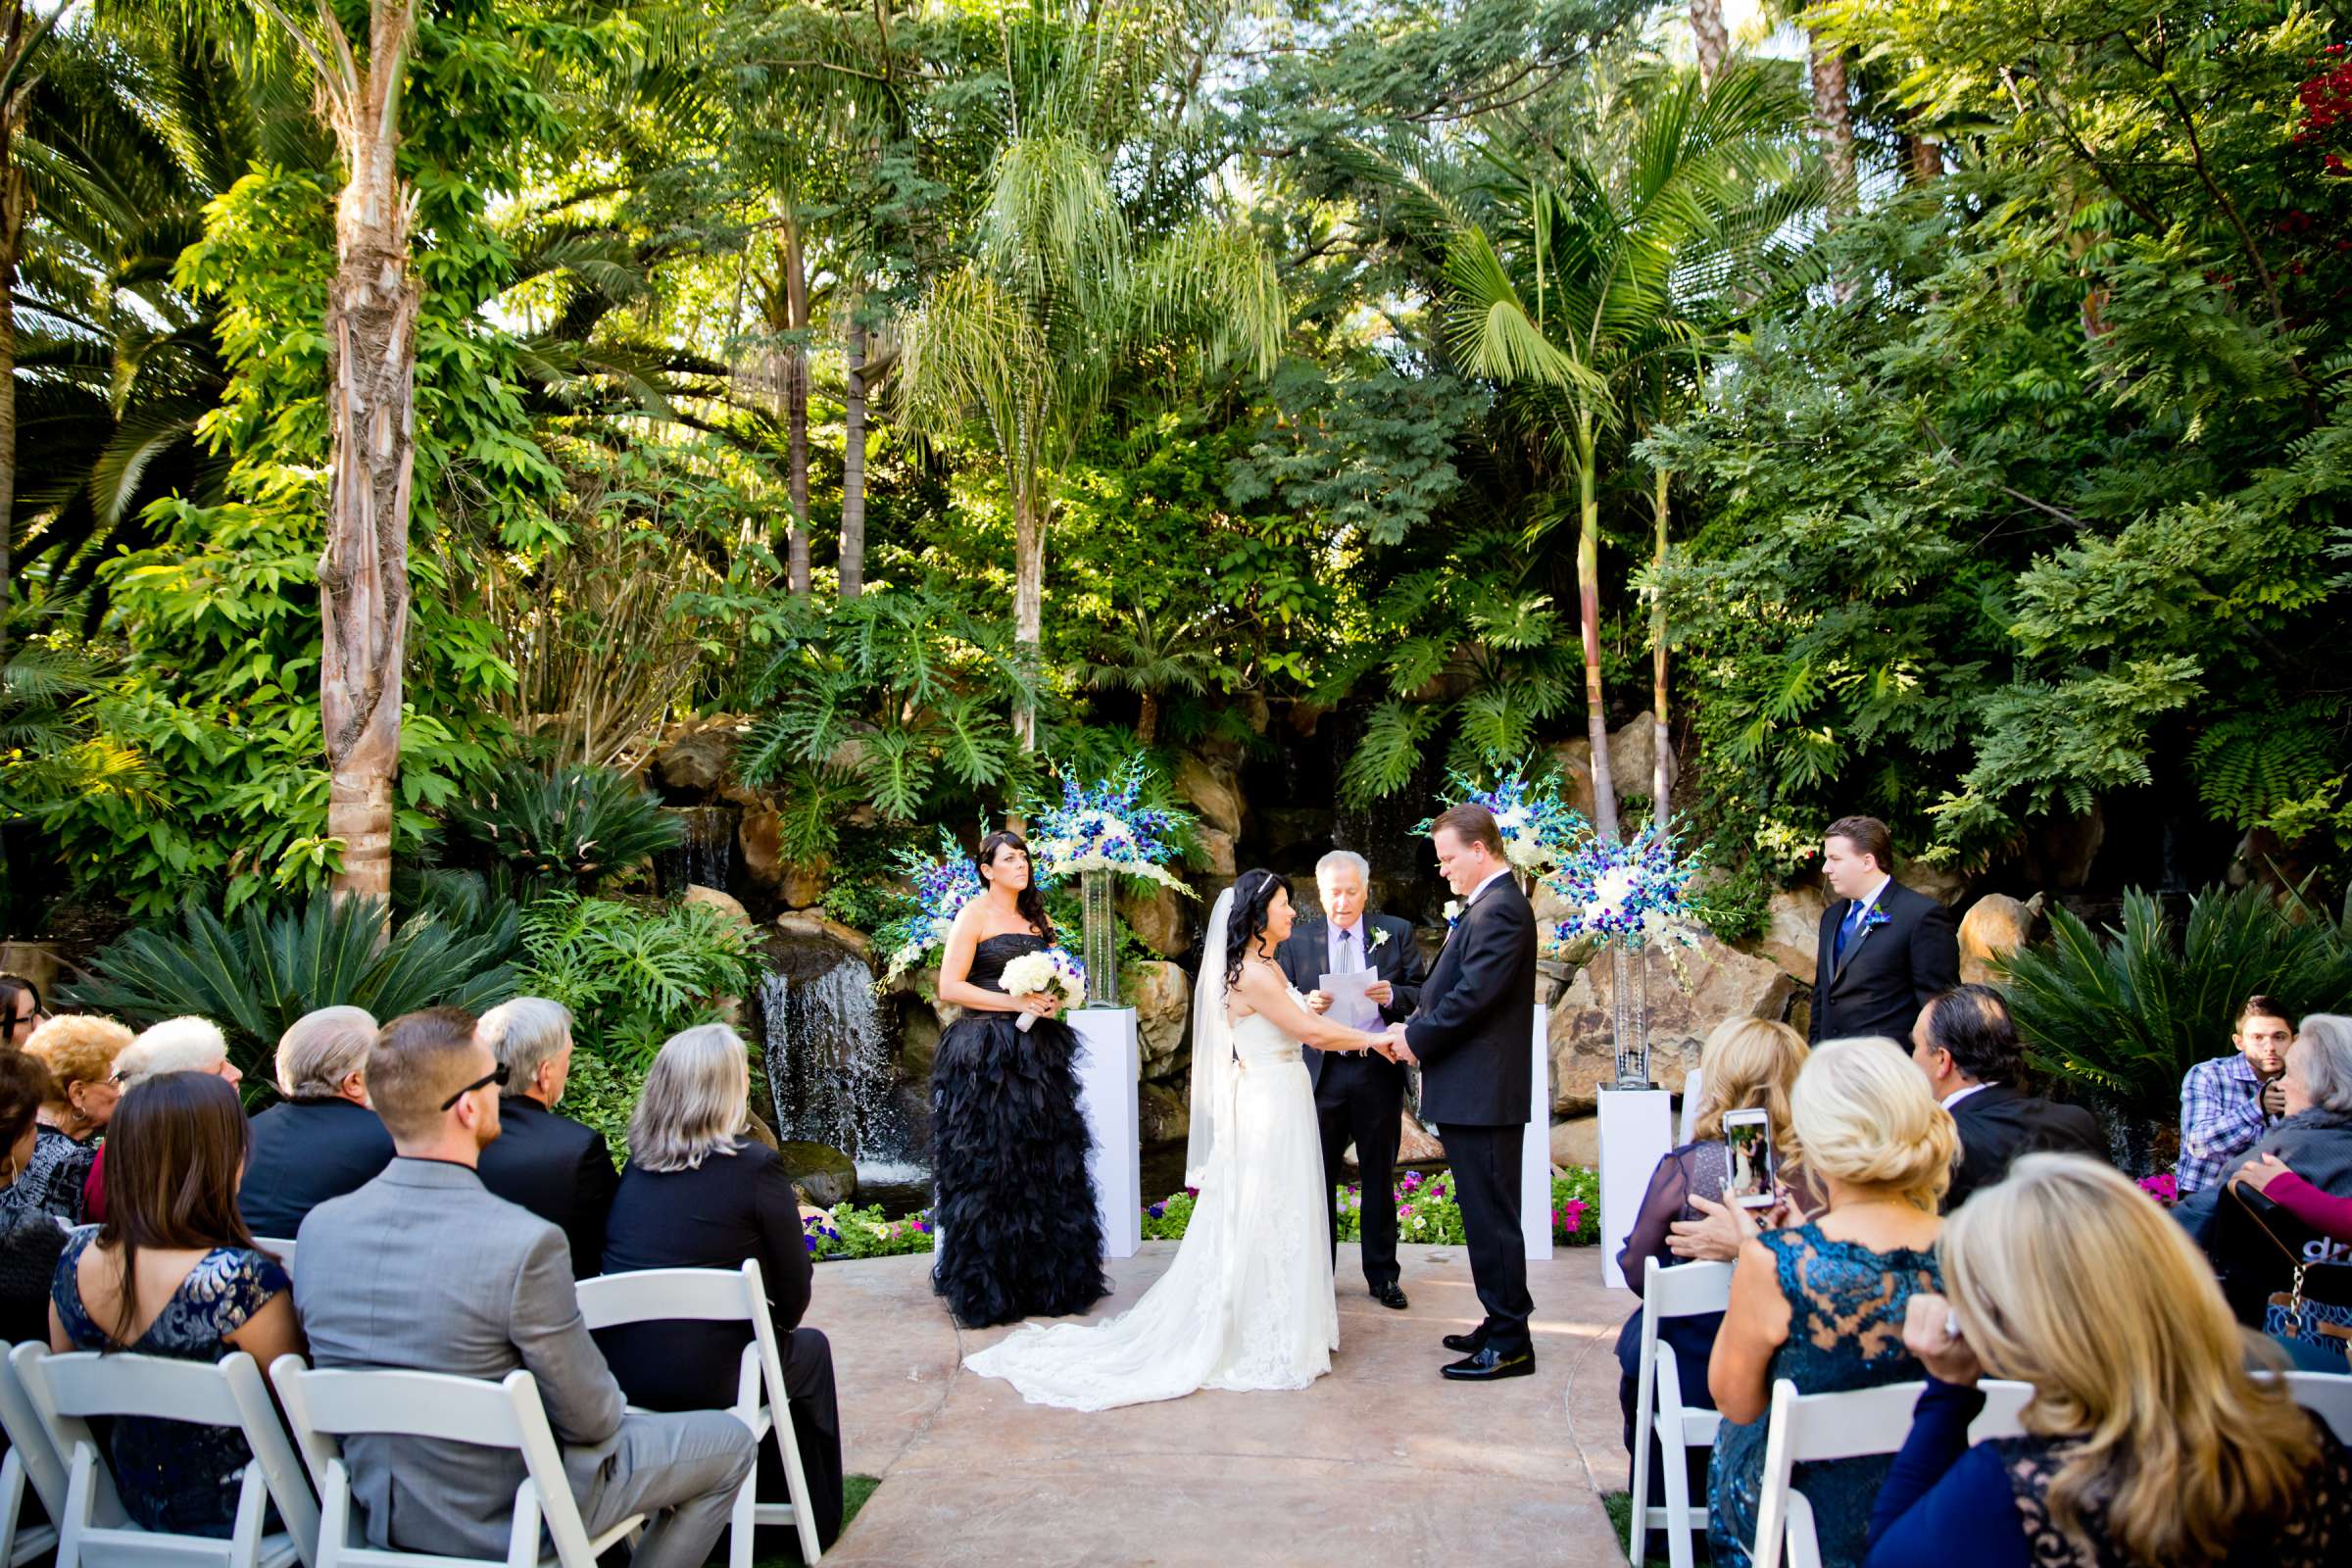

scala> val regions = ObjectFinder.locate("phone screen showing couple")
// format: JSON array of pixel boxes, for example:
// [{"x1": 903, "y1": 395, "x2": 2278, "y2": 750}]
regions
[{"x1": 1723, "y1": 1113, "x2": 1777, "y2": 1209}]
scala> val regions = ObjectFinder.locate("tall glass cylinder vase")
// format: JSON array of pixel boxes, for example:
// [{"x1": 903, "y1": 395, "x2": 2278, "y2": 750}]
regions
[
  {"x1": 1081, "y1": 869, "x2": 1118, "y2": 1007},
  {"x1": 1610, "y1": 944, "x2": 1652, "y2": 1089}
]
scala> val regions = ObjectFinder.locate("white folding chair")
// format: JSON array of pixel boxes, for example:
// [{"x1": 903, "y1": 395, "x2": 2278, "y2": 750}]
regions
[
  {"x1": 2282, "y1": 1369, "x2": 2352, "y2": 1442},
  {"x1": 1626, "y1": 1258, "x2": 1732, "y2": 1568},
  {"x1": 254, "y1": 1240, "x2": 296, "y2": 1272},
  {"x1": 1678, "y1": 1070, "x2": 1703, "y2": 1145},
  {"x1": 11, "y1": 1342, "x2": 318, "y2": 1568},
  {"x1": 0, "y1": 1342, "x2": 66, "y2": 1565},
  {"x1": 1750, "y1": 1376, "x2": 2033, "y2": 1568},
  {"x1": 269, "y1": 1356, "x2": 639, "y2": 1568},
  {"x1": 574, "y1": 1258, "x2": 823, "y2": 1564}
]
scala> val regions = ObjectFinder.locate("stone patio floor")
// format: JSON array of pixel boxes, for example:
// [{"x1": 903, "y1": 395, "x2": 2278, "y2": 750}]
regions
[{"x1": 799, "y1": 1242, "x2": 1639, "y2": 1567}]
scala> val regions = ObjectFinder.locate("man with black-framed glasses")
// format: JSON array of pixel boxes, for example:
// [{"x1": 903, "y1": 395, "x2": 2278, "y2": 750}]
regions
[{"x1": 295, "y1": 1007, "x2": 752, "y2": 1565}]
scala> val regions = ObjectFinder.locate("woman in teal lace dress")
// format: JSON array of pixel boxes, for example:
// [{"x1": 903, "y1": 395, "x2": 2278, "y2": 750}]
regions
[
  {"x1": 1707, "y1": 1039, "x2": 1958, "y2": 1568},
  {"x1": 48, "y1": 1071, "x2": 301, "y2": 1538}
]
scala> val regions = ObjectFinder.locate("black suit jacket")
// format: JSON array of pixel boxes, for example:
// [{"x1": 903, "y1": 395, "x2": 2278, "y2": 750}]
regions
[
  {"x1": 1810, "y1": 881, "x2": 1961, "y2": 1046},
  {"x1": 475, "y1": 1095, "x2": 620, "y2": 1280},
  {"x1": 1943, "y1": 1083, "x2": 2106, "y2": 1211},
  {"x1": 1276, "y1": 911, "x2": 1427, "y2": 1087},
  {"x1": 1403, "y1": 875, "x2": 1537, "y2": 1128},
  {"x1": 239, "y1": 1097, "x2": 398, "y2": 1240}
]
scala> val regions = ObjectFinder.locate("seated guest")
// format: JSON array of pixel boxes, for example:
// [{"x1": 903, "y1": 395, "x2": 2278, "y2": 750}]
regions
[
  {"x1": 295, "y1": 1008, "x2": 753, "y2": 1565},
  {"x1": 240, "y1": 1006, "x2": 396, "y2": 1238},
  {"x1": 2233, "y1": 1150, "x2": 2352, "y2": 1244},
  {"x1": 16, "y1": 1014, "x2": 128, "y2": 1223},
  {"x1": 599, "y1": 1024, "x2": 845, "y2": 1552},
  {"x1": 85, "y1": 1016, "x2": 244, "y2": 1223},
  {"x1": 47, "y1": 1072, "x2": 300, "y2": 1538},
  {"x1": 0, "y1": 975, "x2": 42, "y2": 1050},
  {"x1": 2178, "y1": 995, "x2": 2295, "y2": 1198},
  {"x1": 1708, "y1": 1039, "x2": 1954, "y2": 1568},
  {"x1": 1909, "y1": 983, "x2": 2104, "y2": 1210},
  {"x1": 0, "y1": 1050, "x2": 70, "y2": 1341},
  {"x1": 1867, "y1": 1152, "x2": 2352, "y2": 1568},
  {"x1": 1614, "y1": 1018, "x2": 1809, "y2": 1560},
  {"x1": 473, "y1": 998, "x2": 617, "y2": 1278},
  {"x1": 2180, "y1": 1013, "x2": 2352, "y2": 1243}
]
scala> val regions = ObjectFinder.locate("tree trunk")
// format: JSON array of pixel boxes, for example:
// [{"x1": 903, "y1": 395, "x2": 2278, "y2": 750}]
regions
[
  {"x1": 1905, "y1": 132, "x2": 1941, "y2": 186},
  {"x1": 840, "y1": 313, "x2": 867, "y2": 601},
  {"x1": 782, "y1": 217, "x2": 810, "y2": 599},
  {"x1": 1012, "y1": 489, "x2": 1043, "y2": 751},
  {"x1": 1137, "y1": 691, "x2": 1157, "y2": 746},
  {"x1": 1650, "y1": 466, "x2": 1672, "y2": 833},
  {"x1": 1809, "y1": 32, "x2": 1856, "y2": 218},
  {"x1": 0, "y1": 1, "x2": 26, "y2": 665},
  {"x1": 320, "y1": 1, "x2": 420, "y2": 904},
  {"x1": 1574, "y1": 414, "x2": 1619, "y2": 842},
  {"x1": 1689, "y1": 0, "x2": 1729, "y2": 88}
]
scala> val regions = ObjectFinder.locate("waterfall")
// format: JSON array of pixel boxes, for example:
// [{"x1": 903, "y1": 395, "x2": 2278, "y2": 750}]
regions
[
  {"x1": 658, "y1": 806, "x2": 739, "y2": 893},
  {"x1": 760, "y1": 955, "x2": 920, "y2": 1183}
]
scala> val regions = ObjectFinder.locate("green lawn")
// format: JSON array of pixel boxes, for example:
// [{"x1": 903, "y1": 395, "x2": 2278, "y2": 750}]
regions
[
  {"x1": 740, "y1": 1474, "x2": 882, "y2": 1567},
  {"x1": 1600, "y1": 1490, "x2": 1676, "y2": 1567}
]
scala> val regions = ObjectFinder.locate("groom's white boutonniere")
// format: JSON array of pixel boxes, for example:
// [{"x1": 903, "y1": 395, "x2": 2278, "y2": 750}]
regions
[
  {"x1": 1443, "y1": 899, "x2": 1462, "y2": 928},
  {"x1": 1369, "y1": 927, "x2": 1390, "y2": 951}
]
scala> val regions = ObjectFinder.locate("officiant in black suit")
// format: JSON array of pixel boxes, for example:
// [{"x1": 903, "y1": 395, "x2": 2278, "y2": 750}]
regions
[
  {"x1": 1389, "y1": 804, "x2": 1539, "y2": 1382},
  {"x1": 1280, "y1": 849, "x2": 1426, "y2": 1310},
  {"x1": 1809, "y1": 815, "x2": 1961, "y2": 1047}
]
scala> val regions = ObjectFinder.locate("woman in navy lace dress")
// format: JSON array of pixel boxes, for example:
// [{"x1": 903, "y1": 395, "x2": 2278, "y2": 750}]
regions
[
  {"x1": 1707, "y1": 1039, "x2": 1957, "y2": 1568},
  {"x1": 49, "y1": 1071, "x2": 301, "y2": 1537},
  {"x1": 928, "y1": 831, "x2": 1107, "y2": 1329}
]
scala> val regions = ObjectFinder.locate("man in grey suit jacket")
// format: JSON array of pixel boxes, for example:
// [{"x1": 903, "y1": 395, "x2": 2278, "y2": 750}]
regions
[{"x1": 295, "y1": 1008, "x2": 753, "y2": 1566}]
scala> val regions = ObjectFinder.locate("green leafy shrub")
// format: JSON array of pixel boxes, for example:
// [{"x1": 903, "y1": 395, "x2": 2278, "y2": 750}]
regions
[
  {"x1": 517, "y1": 892, "x2": 762, "y2": 1067},
  {"x1": 2000, "y1": 885, "x2": 2352, "y2": 1120},
  {"x1": 444, "y1": 761, "x2": 681, "y2": 897},
  {"x1": 63, "y1": 895, "x2": 520, "y2": 1081},
  {"x1": 805, "y1": 1203, "x2": 935, "y2": 1261},
  {"x1": 1148, "y1": 1167, "x2": 1602, "y2": 1247},
  {"x1": 561, "y1": 1046, "x2": 645, "y2": 1166}
]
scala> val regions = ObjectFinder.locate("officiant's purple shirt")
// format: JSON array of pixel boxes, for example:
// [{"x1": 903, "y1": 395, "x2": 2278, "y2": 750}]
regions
[{"x1": 1325, "y1": 919, "x2": 1381, "y2": 1032}]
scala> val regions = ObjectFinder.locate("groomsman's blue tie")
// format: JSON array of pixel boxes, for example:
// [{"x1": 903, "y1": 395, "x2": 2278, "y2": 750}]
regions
[{"x1": 1835, "y1": 900, "x2": 1868, "y2": 965}]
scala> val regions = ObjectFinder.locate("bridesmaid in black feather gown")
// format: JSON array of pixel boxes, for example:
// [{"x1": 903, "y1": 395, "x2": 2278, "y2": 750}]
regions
[{"x1": 929, "y1": 830, "x2": 1108, "y2": 1328}]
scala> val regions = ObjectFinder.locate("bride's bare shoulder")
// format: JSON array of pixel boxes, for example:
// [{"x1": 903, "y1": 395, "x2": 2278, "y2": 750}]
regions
[{"x1": 1227, "y1": 956, "x2": 1287, "y2": 1017}]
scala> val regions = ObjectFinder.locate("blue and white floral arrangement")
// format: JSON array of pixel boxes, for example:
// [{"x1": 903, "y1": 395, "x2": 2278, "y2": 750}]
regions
[
  {"x1": 1029, "y1": 757, "x2": 1194, "y2": 892},
  {"x1": 876, "y1": 828, "x2": 1035, "y2": 984},
  {"x1": 1545, "y1": 829, "x2": 1705, "y2": 957},
  {"x1": 1419, "y1": 764, "x2": 1590, "y2": 878}
]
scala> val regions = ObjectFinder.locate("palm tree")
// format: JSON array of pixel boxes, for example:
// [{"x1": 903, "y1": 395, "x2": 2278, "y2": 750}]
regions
[
  {"x1": 898, "y1": 0, "x2": 1284, "y2": 749},
  {"x1": 1444, "y1": 63, "x2": 1812, "y2": 841},
  {"x1": 1086, "y1": 608, "x2": 1236, "y2": 745}
]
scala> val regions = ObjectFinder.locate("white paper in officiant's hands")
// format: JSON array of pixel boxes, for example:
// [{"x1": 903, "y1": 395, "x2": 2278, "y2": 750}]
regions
[{"x1": 1318, "y1": 967, "x2": 1378, "y2": 1009}]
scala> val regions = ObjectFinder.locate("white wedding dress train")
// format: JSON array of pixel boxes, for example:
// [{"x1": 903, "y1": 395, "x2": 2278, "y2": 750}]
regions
[{"x1": 961, "y1": 998, "x2": 1338, "y2": 1410}]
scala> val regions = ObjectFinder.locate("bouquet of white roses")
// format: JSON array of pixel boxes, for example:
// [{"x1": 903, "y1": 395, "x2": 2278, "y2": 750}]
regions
[{"x1": 998, "y1": 947, "x2": 1088, "y2": 1033}]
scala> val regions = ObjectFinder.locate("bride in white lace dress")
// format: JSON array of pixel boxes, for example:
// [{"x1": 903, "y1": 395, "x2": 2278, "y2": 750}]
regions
[{"x1": 962, "y1": 868, "x2": 1396, "y2": 1410}]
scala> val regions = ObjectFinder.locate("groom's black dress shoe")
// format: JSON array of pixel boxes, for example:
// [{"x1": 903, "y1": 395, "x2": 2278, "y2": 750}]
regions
[
  {"x1": 1442, "y1": 1347, "x2": 1536, "y2": 1382},
  {"x1": 1372, "y1": 1283, "x2": 1409, "y2": 1310},
  {"x1": 1441, "y1": 1327, "x2": 1490, "y2": 1353}
]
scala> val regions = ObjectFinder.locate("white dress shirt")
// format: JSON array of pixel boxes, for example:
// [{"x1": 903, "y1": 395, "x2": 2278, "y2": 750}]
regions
[
  {"x1": 1324, "y1": 918, "x2": 1381, "y2": 1032},
  {"x1": 1940, "y1": 1081, "x2": 1996, "y2": 1111},
  {"x1": 1464, "y1": 865, "x2": 1513, "y2": 910}
]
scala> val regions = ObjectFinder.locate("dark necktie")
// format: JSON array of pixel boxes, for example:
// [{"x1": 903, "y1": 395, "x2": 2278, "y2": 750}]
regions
[{"x1": 1835, "y1": 901, "x2": 1868, "y2": 964}]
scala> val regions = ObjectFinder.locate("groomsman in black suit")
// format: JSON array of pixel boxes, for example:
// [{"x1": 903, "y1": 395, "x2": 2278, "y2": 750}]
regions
[
  {"x1": 1810, "y1": 815, "x2": 1961, "y2": 1047},
  {"x1": 1281, "y1": 850, "x2": 1426, "y2": 1310}
]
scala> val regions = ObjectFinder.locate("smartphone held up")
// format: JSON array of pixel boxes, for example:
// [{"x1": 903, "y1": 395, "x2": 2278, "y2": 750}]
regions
[{"x1": 1722, "y1": 1106, "x2": 1778, "y2": 1210}]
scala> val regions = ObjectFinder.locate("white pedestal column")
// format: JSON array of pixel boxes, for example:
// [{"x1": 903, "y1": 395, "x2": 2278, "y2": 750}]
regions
[
  {"x1": 1068, "y1": 1006, "x2": 1142, "y2": 1260},
  {"x1": 1598, "y1": 1086, "x2": 1676, "y2": 1289},
  {"x1": 1524, "y1": 1004, "x2": 1555, "y2": 1261}
]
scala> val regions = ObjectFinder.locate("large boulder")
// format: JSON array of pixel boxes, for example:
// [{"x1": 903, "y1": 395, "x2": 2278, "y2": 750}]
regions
[
  {"x1": 1196, "y1": 826, "x2": 1238, "y2": 880},
  {"x1": 1550, "y1": 711, "x2": 1678, "y2": 819},
  {"x1": 1762, "y1": 885, "x2": 1829, "y2": 986},
  {"x1": 897, "y1": 1000, "x2": 944, "y2": 1083},
  {"x1": 652, "y1": 719, "x2": 742, "y2": 795},
  {"x1": 1547, "y1": 935, "x2": 1796, "y2": 1114},
  {"x1": 738, "y1": 806, "x2": 785, "y2": 888},
  {"x1": 1959, "y1": 893, "x2": 2044, "y2": 985},
  {"x1": 1118, "y1": 884, "x2": 1190, "y2": 959},
  {"x1": 1897, "y1": 863, "x2": 1970, "y2": 906},
  {"x1": 1139, "y1": 1081, "x2": 1191, "y2": 1145},
  {"x1": 775, "y1": 1141, "x2": 856, "y2": 1207},
  {"x1": 1397, "y1": 1109, "x2": 1445, "y2": 1164},
  {"x1": 1549, "y1": 1114, "x2": 1600, "y2": 1170},
  {"x1": 1175, "y1": 755, "x2": 1245, "y2": 840},
  {"x1": 779, "y1": 857, "x2": 832, "y2": 910},
  {"x1": 1131, "y1": 960, "x2": 1193, "y2": 1078},
  {"x1": 772, "y1": 910, "x2": 873, "y2": 964},
  {"x1": 683, "y1": 883, "x2": 754, "y2": 933}
]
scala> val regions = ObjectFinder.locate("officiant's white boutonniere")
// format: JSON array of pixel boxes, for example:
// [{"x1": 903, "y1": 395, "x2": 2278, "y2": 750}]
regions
[
  {"x1": 1443, "y1": 899, "x2": 1463, "y2": 928},
  {"x1": 1369, "y1": 927, "x2": 1390, "y2": 951}
]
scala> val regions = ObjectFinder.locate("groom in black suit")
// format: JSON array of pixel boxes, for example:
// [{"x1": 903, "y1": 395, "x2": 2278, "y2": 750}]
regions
[
  {"x1": 1810, "y1": 815, "x2": 1960, "y2": 1047},
  {"x1": 1389, "y1": 804, "x2": 1539, "y2": 1382},
  {"x1": 1278, "y1": 850, "x2": 1426, "y2": 1310}
]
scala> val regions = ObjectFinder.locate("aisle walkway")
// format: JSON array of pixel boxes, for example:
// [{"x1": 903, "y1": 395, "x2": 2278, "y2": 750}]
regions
[{"x1": 800, "y1": 1242, "x2": 1638, "y2": 1567}]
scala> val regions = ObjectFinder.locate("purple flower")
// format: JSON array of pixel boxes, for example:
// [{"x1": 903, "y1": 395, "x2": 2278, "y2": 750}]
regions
[{"x1": 1148, "y1": 1203, "x2": 1164, "y2": 1219}]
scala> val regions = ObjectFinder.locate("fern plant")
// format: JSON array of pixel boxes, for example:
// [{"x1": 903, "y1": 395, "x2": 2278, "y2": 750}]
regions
[
  {"x1": 63, "y1": 895, "x2": 522, "y2": 1081},
  {"x1": 1999, "y1": 883, "x2": 2352, "y2": 1120},
  {"x1": 444, "y1": 761, "x2": 681, "y2": 896},
  {"x1": 517, "y1": 892, "x2": 762, "y2": 1066}
]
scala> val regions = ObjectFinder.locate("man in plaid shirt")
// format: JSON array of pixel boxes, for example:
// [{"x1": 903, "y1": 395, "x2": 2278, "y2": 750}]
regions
[{"x1": 2176, "y1": 996, "x2": 2295, "y2": 1195}]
